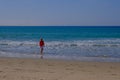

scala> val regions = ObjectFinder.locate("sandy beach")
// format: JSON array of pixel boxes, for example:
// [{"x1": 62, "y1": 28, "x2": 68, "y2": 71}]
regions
[{"x1": 0, "y1": 58, "x2": 120, "y2": 80}]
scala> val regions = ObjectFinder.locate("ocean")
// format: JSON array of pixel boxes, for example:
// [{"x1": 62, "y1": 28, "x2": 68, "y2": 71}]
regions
[{"x1": 0, "y1": 26, "x2": 120, "y2": 62}]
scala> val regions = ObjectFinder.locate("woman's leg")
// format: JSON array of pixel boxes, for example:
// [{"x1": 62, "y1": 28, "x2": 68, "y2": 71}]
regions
[{"x1": 40, "y1": 47, "x2": 43, "y2": 59}]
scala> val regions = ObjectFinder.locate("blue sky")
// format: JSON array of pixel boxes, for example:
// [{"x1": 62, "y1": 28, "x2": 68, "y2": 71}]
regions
[{"x1": 0, "y1": 0, "x2": 120, "y2": 26}]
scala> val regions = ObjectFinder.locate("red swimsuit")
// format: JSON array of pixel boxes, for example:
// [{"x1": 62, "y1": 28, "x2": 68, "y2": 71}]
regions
[{"x1": 39, "y1": 40, "x2": 44, "y2": 47}]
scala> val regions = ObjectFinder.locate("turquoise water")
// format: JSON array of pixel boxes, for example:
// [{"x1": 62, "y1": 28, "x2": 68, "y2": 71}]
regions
[
  {"x1": 0, "y1": 26, "x2": 120, "y2": 62},
  {"x1": 0, "y1": 26, "x2": 120, "y2": 40}
]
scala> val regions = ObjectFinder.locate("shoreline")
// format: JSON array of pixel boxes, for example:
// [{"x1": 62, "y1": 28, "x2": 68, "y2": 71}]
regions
[
  {"x1": 0, "y1": 56, "x2": 120, "y2": 63},
  {"x1": 0, "y1": 57, "x2": 120, "y2": 80}
]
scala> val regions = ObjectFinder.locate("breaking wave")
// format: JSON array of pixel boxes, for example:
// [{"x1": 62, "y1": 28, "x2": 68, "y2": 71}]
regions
[{"x1": 0, "y1": 39, "x2": 120, "y2": 62}]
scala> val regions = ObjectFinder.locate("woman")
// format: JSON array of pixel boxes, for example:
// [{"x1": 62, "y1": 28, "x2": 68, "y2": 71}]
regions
[{"x1": 39, "y1": 38, "x2": 45, "y2": 59}]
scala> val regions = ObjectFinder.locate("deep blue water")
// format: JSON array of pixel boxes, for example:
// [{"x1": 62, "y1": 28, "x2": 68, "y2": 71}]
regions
[
  {"x1": 0, "y1": 26, "x2": 120, "y2": 62},
  {"x1": 0, "y1": 26, "x2": 120, "y2": 41}
]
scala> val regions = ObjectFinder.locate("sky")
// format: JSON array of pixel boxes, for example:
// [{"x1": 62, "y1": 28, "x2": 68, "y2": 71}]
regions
[{"x1": 0, "y1": 0, "x2": 120, "y2": 26}]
